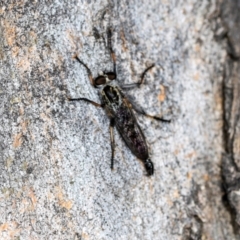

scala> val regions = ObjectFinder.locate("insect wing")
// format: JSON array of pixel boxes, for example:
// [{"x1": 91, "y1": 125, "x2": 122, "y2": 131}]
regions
[{"x1": 114, "y1": 100, "x2": 149, "y2": 161}]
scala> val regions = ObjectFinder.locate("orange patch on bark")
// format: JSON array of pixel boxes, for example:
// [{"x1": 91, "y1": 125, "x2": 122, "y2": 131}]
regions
[
  {"x1": 0, "y1": 222, "x2": 21, "y2": 238},
  {"x1": 184, "y1": 151, "x2": 196, "y2": 159},
  {"x1": 174, "y1": 148, "x2": 180, "y2": 155},
  {"x1": 120, "y1": 29, "x2": 128, "y2": 52},
  {"x1": 28, "y1": 188, "x2": 37, "y2": 208},
  {"x1": 173, "y1": 190, "x2": 180, "y2": 199},
  {"x1": 13, "y1": 133, "x2": 23, "y2": 148},
  {"x1": 21, "y1": 120, "x2": 28, "y2": 133},
  {"x1": 193, "y1": 72, "x2": 200, "y2": 81},
  {"x1": 19, "y1": 107, "x2": 24, "y2": 115},
  {"x1": 55, "y1": 186, "x2": 73, "y2": 210},
  {"x1": 16, "y1": 58, "x2": 31, "y2": 72},
  {"x1": 187, "y1": 172, "x2": 192, "y2": 179},
  {"x1": 158, "y1": 85, "x2": 166, "y2": 102},
  {"x1": 4, "y1": 21, "x2": 16, "y2": 47},
  {"x1": 195, "y1": 43, "x2": 201, "y2": 52},
  {"x1": 203, "y1": 174, "x2": 209, "y2": 181},
  {"x1": 11, "y1": 46, "x2": 20, "y2": 57},
  {"x1": 0, "y1": 223, "x2": 9, "y2": 231},
  {"x1": 81, "y1": 232, "x2": 90, "y2": 240}
]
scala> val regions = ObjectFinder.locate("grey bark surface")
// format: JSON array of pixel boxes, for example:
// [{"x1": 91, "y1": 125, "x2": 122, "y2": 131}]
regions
[{"x1": 0, "y1": 0, "x2": 239, "y2": 239}]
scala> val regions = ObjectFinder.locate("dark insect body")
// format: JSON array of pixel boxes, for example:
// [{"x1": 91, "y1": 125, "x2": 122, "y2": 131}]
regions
[{"x1": 69, "y1": 28, "x2": 170, "y2": 176}]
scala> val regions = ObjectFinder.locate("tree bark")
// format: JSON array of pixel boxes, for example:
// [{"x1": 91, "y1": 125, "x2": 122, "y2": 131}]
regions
[
  {"x1": 0, "y1": 0, "x2": 239, "y2": 239},
  {"x1": 221, "y1": 0, "x2": 240, "y2": 237}
]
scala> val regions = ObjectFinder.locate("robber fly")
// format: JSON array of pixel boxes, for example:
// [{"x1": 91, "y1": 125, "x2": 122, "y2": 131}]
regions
[{"x1": 68, "y1": 28, "x2": 170, "y2": 176}]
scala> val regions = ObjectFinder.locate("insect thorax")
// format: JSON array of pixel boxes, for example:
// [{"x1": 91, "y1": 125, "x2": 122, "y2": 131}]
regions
[{"x1": 101, "y1": 85, "x2": 122, "y2": 112}]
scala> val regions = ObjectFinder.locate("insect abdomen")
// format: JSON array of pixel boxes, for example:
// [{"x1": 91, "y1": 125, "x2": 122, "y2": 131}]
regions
[{"x1": 115, "y1": 105, "x2": 149, "y2": 160}]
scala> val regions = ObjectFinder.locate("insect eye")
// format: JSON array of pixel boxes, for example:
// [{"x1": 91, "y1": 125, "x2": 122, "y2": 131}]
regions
[
  {"x1": 106, "y1": 72, "x2": 116, "y2": 80},
  {"x1": 95, "y1": 76, "x2": 106, "y2": 86}
]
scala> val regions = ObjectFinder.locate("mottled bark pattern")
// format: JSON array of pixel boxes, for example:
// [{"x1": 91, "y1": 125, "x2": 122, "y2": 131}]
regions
[
  {"x1": 0, "y1": 0, "x2": 239, "y2": 239},
  {"x1": 221, "y1": 0, "x2": 240, "y2": 233}
]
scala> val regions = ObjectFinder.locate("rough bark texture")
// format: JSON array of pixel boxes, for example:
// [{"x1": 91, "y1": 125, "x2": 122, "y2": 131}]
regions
[
  {"x1": 0, "y1": 0, "x2": 239, "y2": 239},
  {"x1": 221, "y1": 0, "x2": 240, "y2": 236}
]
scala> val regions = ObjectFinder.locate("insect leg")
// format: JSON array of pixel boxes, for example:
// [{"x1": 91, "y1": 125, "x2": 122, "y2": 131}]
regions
[
  {"x1": 130, "y1": 101, "x2": 170, "y2": 122},
  {"x1": 68, "y1": 97, "x2": 103, "y2": 108},
  {"x1": 109, "y1": 118, "x2": 115, "y2": 170},
  {"x1": 74, "y1": 56, "x2": 95, "y2": 87},
  {"x1": 121, "y1": 64, "x2": 155, "y2": 90},
  {"x1": 107, "y1": 28, "x2": 117, "y2": 76}
]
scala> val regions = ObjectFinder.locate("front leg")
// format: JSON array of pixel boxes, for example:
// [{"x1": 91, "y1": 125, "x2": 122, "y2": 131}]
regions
[
  {"x1": 74, "y1": 56, "x2": 96, "y2": 87},
  {"x1": 107, "y1": 28, "x2": 117, "y2": 76},
  {"x1": 68, "y1": 97, "x2": 104, "y2": 108},
  {"x1": 109, "y1": 118, "x2": 115, "y2": 170},
  {"x1": 133, "y1": 104, "x2": 171, "y2": 122},
  {"x1": 126, "y1": 97, "x2": 171, "y2": 122},
  {"x1": 121, "y1": 64, "x2": 155, "y2": 90}
]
